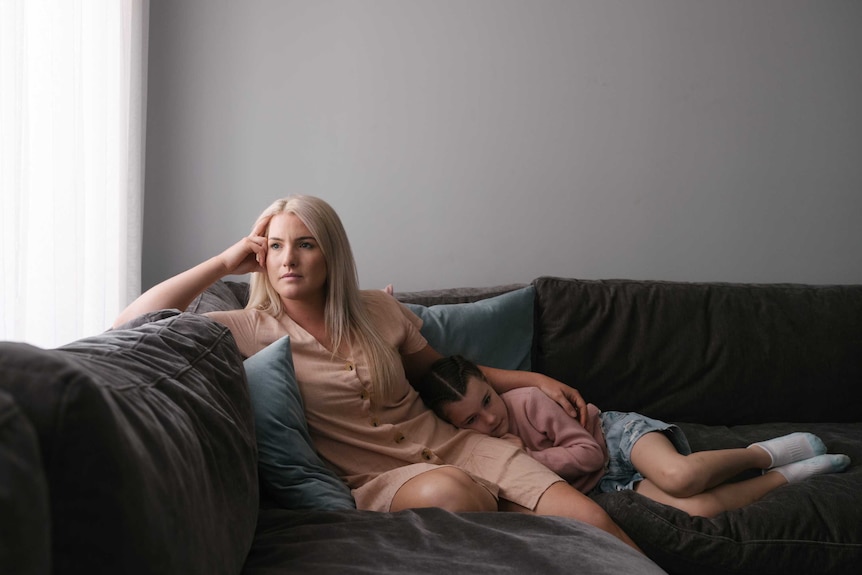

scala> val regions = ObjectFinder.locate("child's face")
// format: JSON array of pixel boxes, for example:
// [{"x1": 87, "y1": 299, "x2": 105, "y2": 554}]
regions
[{"x1": 441, "y1": 375, "x2": 510, "y2": 437}]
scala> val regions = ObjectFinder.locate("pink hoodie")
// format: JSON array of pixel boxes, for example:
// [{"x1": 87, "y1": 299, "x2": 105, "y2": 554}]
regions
[{"x1": 502, "y1": 387, "x2": 609, "y2": 493}]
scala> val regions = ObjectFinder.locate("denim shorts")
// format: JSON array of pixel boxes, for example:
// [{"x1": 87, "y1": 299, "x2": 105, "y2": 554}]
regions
[{"x1": 595, "y1": 410, "x2": 692, "y2": 493}]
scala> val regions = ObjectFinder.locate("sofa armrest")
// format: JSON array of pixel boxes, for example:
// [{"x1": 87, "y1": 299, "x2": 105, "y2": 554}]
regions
[{"x1": 0, "y1": 312, "x2": 258, "y2": 575}]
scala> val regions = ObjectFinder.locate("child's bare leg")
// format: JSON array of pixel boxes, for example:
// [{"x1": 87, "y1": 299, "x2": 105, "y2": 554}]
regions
[
  {"x1": 630, "y1": 432, "x2": 771, "y2": 497},
  {"x1": 634, "y1": 473, "x2": 787, "y2": 517},
  {"x1": 635, "y1": 454, "x2": 850, "y2": 517},
  {"x1": 631, "y1": 431, "x2": 828, "y2": 498},
  {"x1": 630, "y1": 432, "x2": 848, "y2": 517}
]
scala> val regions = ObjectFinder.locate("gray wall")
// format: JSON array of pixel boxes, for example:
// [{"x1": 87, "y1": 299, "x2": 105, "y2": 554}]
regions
[{"x1": 143, "y1": 0, "x2": 862, "y2": 294}]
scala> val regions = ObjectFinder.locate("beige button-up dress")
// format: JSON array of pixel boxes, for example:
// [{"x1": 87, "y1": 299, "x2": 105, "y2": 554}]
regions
[{"x1": 210, "y1": 290, "x2": 561, "y2": 511}]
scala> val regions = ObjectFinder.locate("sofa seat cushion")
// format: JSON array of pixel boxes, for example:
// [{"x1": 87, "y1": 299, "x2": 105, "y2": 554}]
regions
[
  {"x1": 241, "y1": 507, "x2": 668, "y2": 575},
  {"x1": 594, "y1": 421, "x2": 862, "y2": 575},
  {"x1": 0, "y1": 312, "x2": 258, "y2": 575}
]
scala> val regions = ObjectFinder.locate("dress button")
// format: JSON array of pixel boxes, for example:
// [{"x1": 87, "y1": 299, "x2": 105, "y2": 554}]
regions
[
  {"x1": 421, "y1": 448, "x2": 433, "y2": 460},
  {"x1": 345, "y1": 363, "x2": 354, "y2": 371},
  {"x1": 394, "y1": 432, "x2": 405, "y2": 444},
  {"x1": 359, "y1": 390, "x2": 369, "y2": 400},
  {"x1": 371, "y1": 417, "x2": 380, "y2": 427}
]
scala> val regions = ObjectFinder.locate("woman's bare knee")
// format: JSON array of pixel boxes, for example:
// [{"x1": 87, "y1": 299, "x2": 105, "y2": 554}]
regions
[{"x1": 391, "y1": 467, "x2": 497, "y2": 513}]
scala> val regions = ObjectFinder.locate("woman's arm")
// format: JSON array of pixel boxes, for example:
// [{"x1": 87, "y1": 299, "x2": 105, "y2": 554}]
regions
[
  {"x1": 480, "y1": 365, "x2": 589, "y2": 427},
  {"x1": 113, "y1": 222, "x2": 270, "y2": 327},
  {"x1": 402, "y1": 343, "x2": 589, "y2": 427},
  {"x1": 401, "y1": 344, "x2": 445, "y2": 386}
]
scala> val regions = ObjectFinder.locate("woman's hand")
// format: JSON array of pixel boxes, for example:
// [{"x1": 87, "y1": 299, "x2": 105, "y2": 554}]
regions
[
  {"x1": 113, "y1": 216, "x2": 273, "y2": 328},
  {"x1": 533, "y1": 374, "x2": 589, "y2": 427},
  {"x1": 217, "y1": 216, "x2": 270, "y2": 276},
  {"x1": 217, "y1": 235, "x2": 267, "y2": 276}
]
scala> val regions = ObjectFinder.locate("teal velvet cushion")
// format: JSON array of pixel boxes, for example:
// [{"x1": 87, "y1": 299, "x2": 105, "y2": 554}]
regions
[
  {"x1": 243, "y1": 336, "x2": 356, "y2": 510},
  {"x1": 403, "y1": 286, "x2": 535, "y2": 371}
]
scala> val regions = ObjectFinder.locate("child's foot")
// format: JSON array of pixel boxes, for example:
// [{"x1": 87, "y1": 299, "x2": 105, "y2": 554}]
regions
[
  {"x1": 749, "y1": 432, "x2": 826, "y2": 468},
  {"x1": 769, "y1": 454, "x2": 851, "y2": 483}
]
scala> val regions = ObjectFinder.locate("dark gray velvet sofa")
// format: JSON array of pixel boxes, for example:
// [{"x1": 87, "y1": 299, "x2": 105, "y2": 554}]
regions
[{"x1": 2, "y1": 276, "x2": 860, "y2": 574}]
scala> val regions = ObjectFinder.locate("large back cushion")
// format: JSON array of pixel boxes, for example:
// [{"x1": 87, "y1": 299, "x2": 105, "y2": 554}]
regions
[
  {"x1": 532, "y1": 277, "x2": 862, "y2": 425},
  {"x1": 0, "y1": 312, "x2": 258, "y2": 575}
]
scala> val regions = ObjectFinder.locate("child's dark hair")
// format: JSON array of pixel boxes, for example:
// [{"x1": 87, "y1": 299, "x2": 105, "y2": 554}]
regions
[{"x1": 416, "y1": 355, "x2": 485, "y2": 421}]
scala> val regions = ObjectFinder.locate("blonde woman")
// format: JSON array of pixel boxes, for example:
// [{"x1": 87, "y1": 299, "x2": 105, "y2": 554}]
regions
[{"x1": 115, "y1": 195, "x2": 640, "y2": 551}]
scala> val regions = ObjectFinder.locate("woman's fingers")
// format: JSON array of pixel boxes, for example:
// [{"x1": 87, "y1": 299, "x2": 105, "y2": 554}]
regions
[
  {"x1": 219, "y1": 235, "x2": 266, "y2": 275},
  {"x1": 251, "y1": 213, "x2": 271, "y2": 238},
  {"x1": 570, "y1": 389, "x2": 590, "y2": 427}
]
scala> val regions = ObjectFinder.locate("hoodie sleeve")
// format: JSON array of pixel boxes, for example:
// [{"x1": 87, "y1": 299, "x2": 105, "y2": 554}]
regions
[{"x1": 516, "y1": 389, "x2": 607, "y2": 483}]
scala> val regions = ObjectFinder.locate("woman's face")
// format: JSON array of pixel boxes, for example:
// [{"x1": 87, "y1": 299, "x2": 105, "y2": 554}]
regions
[
  {"x1": 441, "y1": 375, "x2": 510, "y2": 438},
  {"x1": 265, "y1": 212, "x2": 328, "y2": 304}
]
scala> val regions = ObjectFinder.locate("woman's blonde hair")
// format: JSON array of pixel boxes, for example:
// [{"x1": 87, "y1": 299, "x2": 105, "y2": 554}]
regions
[{"x1": 247, "y1": 195, "x2": 401, "y2": 401}]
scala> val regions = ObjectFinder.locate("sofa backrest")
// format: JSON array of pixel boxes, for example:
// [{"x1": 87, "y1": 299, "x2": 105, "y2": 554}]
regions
[
  {"x1": 532, "y1": 276, "x2": 862, "y2": 426},
  {"x1": 187, "y1": 279, "x2": 250, "y2": 313}
]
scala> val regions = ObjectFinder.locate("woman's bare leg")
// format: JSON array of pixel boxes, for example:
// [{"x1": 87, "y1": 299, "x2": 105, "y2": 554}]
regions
[
  {"x1": 501, "y1": 482, "x2": 642, "y2": 553},
  {"x1": 390, "y1": 467, "x2": 497, "y2": 513}
]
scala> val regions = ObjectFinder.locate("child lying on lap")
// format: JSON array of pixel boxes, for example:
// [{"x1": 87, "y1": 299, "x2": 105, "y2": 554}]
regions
[{"x1": 415, "y1": 355, "x2": 850, "y2": 517}]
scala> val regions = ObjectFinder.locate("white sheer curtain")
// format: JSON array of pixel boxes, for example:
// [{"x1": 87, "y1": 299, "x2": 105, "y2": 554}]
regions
[{"x1": 1, "y1": 0, "x2": 148, "y2": 348}]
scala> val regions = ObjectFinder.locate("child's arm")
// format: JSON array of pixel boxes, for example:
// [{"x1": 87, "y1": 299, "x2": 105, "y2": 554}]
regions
[{"x1": 520, "y1": 390, "x2": 607, "y2": 482}]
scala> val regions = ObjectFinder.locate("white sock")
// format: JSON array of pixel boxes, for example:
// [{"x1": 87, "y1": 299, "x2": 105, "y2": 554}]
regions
[
  {"x1": 770, "y1": 454, "x2": 851, "y2": 483},
  {"x1": 749, "y1": 432, "x2": 826, "y2": 468}
]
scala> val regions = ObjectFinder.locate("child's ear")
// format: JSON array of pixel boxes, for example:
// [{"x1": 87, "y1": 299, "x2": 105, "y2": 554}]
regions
[{"x1": 383, "y1": 284, "x2": 394, "y2": 295}]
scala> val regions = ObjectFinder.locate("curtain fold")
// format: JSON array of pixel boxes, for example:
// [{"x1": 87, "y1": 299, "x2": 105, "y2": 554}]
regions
[{"x1": 1, "y1": 0, "x2": 148, "y2": 348}]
